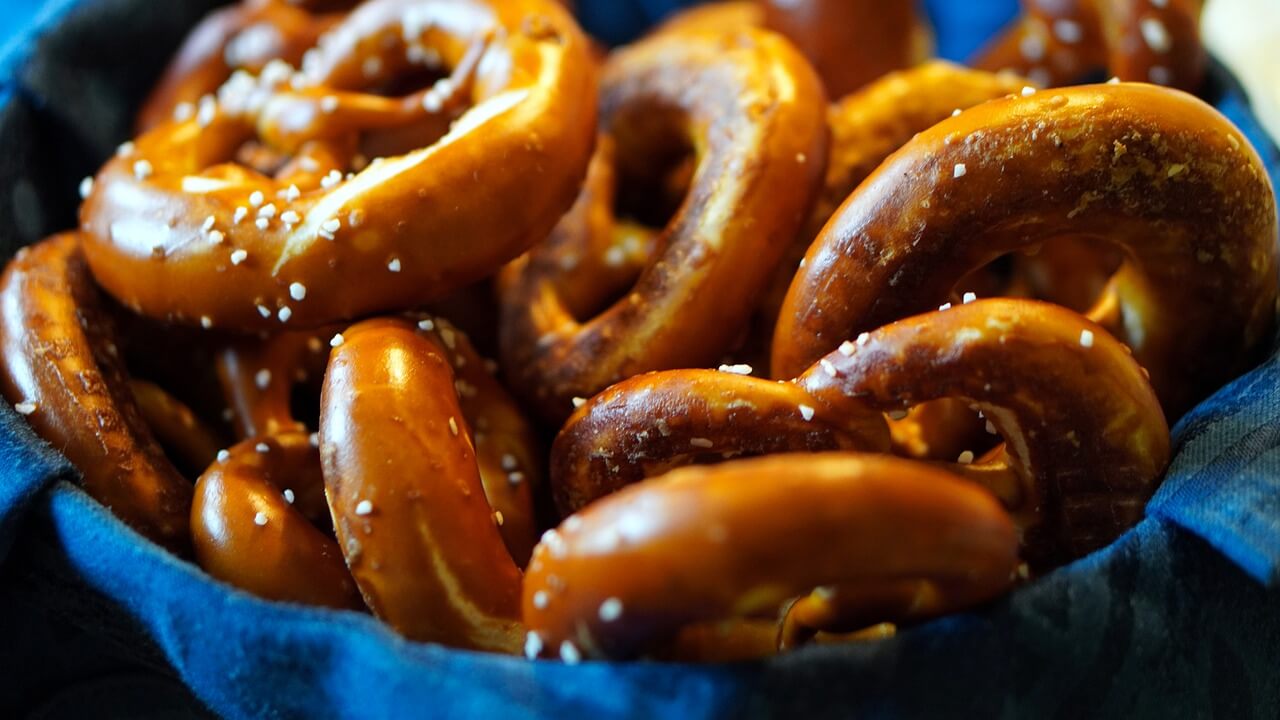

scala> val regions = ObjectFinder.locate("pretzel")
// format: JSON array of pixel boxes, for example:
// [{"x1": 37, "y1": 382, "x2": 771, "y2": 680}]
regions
[
  {"x1": 773, "y1": 83, "x2": 1280, "y2": 418},
  {"x1": 656, "y1": 1, "x2": 929, "y2": 99},
  {"x1": 974, "y1": 0, "x2": 1205, "y2": 90},
  {"x1": 522, "y1": 453, "x2": 1018, "y2": 661},
  {"x1": 497, "y1": 26, "x2": 828, "y2": 421},
  {"x1": 192, "y1": 431, "x2": 363, "y2": 609},
  {"x1": 319, "y1": 317, "x2": 524, "y2": 650},
  {"x1": 557, "y1": 299, "x2": 1169, "y2": 565},
  {"x1": 0, "y1": 234, "x2": 192, "y2": 553},
  {"x1": 80, "y1": 0, "x2": 597, "y2": 332},
  {"x1": 136, "y1": 0, "x2": 348, "y2": 132},
  {"x1": 743, "y1": 61, "x2": 1032, "y2": 373}
]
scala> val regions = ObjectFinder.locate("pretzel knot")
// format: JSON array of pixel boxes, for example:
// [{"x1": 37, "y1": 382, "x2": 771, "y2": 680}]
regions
[
  {"x1": 136, "y1": 0, "x2": 353, "y2": 132},
  {"x1": 498, "y1": 26, "x2": 828, "y2": 421},
  {"x1": 319, "y1": 317, "x2": 542, "y2": 650},
  {"x1": 557, "y1": 299, "x2": 1170, "y2": 567},
  {"x1": 774, "y1": 83, "x2": 1279, "y2": 418},
  {"x1": 80, "y1": 0, "x2": 596, "y2": 332},
  {"x1": 523, "y1": 453, "x2": 1019, "y2": 661},
  {"x1": 974, "y1": 0, "x2": 1205, "y2": 90}
]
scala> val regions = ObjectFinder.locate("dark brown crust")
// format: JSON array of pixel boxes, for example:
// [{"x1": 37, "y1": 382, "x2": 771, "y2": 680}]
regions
[
  {"x1": 0, "y1": 234, "x2": 193, "y2": 552},
  {"x1": 774, "y1": 83, "x2": 1279, "y2": 418},
  {"x1": 798, "y1": 299, "x2": 1170, "y2": 565},
  {"x1": 551, "y1": 369, "x2": 889, "y2": 515}
]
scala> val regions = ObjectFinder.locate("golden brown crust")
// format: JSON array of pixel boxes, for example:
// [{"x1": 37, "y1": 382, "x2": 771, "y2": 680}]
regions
[
  {"x1": 498, "y1": 27, "x2": 828, "y2": 421},
  {"x1": 523, "y1": 453, "x2": 1018, "y2": 660},
  {"x1": 81, "y1": 0, "x2": 597, "y2": 332},
  {"x1": 136, "y1": 0, "x2": 348, "y2": 132},
  {"x1": 974, "y1": 0, "x2": 1205, "y2": 90},
  {"x1": 319, "y1": 317, "x2": 522, "y2": 651},
  {"x1": 191, "y1": 432, "x2": 362, "y2": 609},
  {"x1": 774, "y1": 83, "x2": 1279, "y2": 418},
  {"x1": 0, "y1": 235, "x2": 193, "y2": 553}
]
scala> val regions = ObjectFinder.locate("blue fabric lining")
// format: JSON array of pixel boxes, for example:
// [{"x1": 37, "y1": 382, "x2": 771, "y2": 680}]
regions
[{"x1": 0, "y1": 0, "x2": 1277, "y2": 717}]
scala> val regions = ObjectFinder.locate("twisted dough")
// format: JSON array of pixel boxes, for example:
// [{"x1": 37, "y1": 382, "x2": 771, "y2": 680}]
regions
[
  {"x1": 773, "y1": 83, "x2": 1278, "y2": 418},
  {"x1": 498, "y1": 26, "x2": 827, "y2": 421},
  {"x1": 556, "y1": 299, "x2": 1170, "y2": 566},
  {"x1": 81, "y1": 0, "x2": 597, "y2": 332}
]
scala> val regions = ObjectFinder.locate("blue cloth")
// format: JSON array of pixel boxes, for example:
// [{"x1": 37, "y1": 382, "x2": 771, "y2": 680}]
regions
[{"x1": 0, "y1": 1, "x2": 1278, "y2": 718}]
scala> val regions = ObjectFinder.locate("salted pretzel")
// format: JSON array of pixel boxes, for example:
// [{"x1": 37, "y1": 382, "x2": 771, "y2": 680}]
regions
[
  {"x1": 80, "y1": 0, "x2": 597, "y2": 332},
  {"x1": 319, "y1": 317, "x2": 526, "y2": 651},
  {"x1": 497, "y1": 26, "x2": 828, "y2": 421},
  {"x1": 774, "y1": 83, "x2": 1279, "y2": 418},
  {"x1": 192, "y1": 431, "x2": 363, "y2": 609},
  {"x1": 556, "y1": 299, "x2": 1170, "y2": 565},
  {"x1": 974, "y1": 0, "x2": 1205, "y2": 90},
  {"x1": 743, "y1": 61, "x2": 1032, "y2": 372},
  {"x1": 136, "y1": 0, "x2": 351, "y2": 132},
  {"x1": 522, "y1": 453, "x2": 1019, "y2": 661},
  {"x1": 657, "y1": 1, "x2": 929, "y2": 99},
  {"x1": 0, "y1": 235, "x2": 192, "y2": 552}
]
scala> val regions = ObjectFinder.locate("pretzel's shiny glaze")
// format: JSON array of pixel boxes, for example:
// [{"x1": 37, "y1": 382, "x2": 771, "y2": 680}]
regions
[
  {"x1": 550, "y1": 368, "x2": 889, "y2": 515},
  {"x1": 81, "y1": 0, "x2": 597, "y2": 332},
  {"x1": 416, "y1": 314, "x2": 541, "y2": 566},
  {"x1": 774, "y1": 83, "x2": 1279, "y2": 417},
  {"x1": 0, "y1": 235, "x2": 192, "y2": 553},
  {"x1": 136, "y1": 0, "x2": 346, "y2": 132},
  {"x1": 130, "y1": 379, "x2": 224, "y2": 476},
  {"x1": 797, "y1": 299, "x2": 1170, "y2": 565},
  {"x1": 498, "y1": 27, "x2": 828, "y2": 421},
  {"x1": 745, "y1": 62, "x2": 1031, "y2": 372},
  {"x1": 523, "y1": 453, "x2": 1018, "y2": 660},
  {"x1": 192, "y1": 432, "x2": 362, "y2": 609},
  {"x1": 320, "y1": 317, "x2": 523, "y2": 651},
  {"x1": 975, "y1": 0, "x2": 1204, "y2": 90}
]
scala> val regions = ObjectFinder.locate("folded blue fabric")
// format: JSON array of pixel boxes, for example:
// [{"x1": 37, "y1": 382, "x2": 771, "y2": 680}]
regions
[{"x1": 0, "y1": 1, "x2": 1278, "y2": 718}]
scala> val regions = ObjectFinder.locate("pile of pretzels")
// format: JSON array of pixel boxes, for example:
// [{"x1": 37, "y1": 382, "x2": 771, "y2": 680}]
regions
[{"x1": 2, "y1": 0, "x2": 1276, "y2": 663}]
